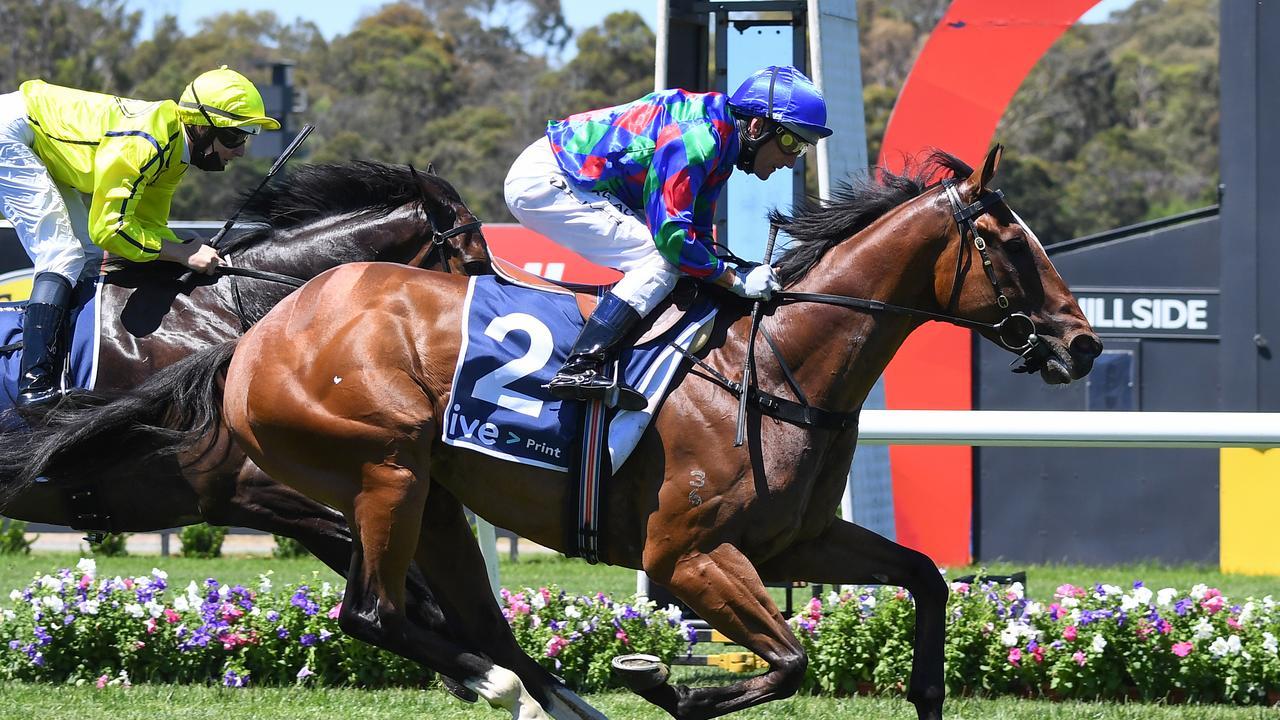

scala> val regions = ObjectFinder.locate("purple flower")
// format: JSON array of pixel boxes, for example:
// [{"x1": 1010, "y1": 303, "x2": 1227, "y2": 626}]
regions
[
  {"x1": 300, "y1": 633, "x2": 318, "y2": 647},
  {"x1": 1175, "y1": 599, "x2": 1192, "y2": 616},
  {"x1": 318, "y1": 629, "x2": 332, "y2": 642},
  {"x1": 223, "y1": 670, "x2": 248, "y2": 687},
  {"x1": 277, "y1": 627, "x2": 289, "y2": 639},
  {"x1": 7, "y1": 640, "x2": 19, "y2": 651},
  {"x1": 265, "y1": 611, "x2": 280, "y2": 622},
  {"x1": 33, "y1": 626, "x2": 51, "y2": 646}
]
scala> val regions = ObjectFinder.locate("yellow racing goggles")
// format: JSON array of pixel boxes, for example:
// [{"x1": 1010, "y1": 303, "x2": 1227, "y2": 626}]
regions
[{"x1": 773, "y1": 125, "x2": 813, "y2": 157}]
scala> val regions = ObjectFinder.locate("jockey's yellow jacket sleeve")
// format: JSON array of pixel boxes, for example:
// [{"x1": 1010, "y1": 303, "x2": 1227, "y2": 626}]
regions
[
  {"x1": 21, "y1": 80, "x2": 188, "y2": 262},
  {"x1": 89, "y1": 133, "x2": 181, "y2": 260}
]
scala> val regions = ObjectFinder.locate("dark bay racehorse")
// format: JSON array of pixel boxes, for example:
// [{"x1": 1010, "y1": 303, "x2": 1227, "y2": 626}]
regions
[
  {"x1": 0, "y1": 160, "x2": 489, "y2": 561},
  {"x1": 3, "y1": 147, "x2": 1101, "y2": 719}
]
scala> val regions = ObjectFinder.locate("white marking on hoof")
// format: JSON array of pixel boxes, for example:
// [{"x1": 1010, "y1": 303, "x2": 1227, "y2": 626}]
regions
[{"x1": 464, "y1": 666, "x2": 551, "y2": 720}]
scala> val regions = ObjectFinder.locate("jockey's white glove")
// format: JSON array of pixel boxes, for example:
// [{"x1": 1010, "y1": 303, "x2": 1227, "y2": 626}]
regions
[{"x1": 727, "y1": 264, "x2": 781, "y2": 300}]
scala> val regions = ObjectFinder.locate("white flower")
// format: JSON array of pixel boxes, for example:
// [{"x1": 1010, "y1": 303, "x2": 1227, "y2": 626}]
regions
[
  {"x1": 530, "y1": 615, "x2": 541, "y2": 629},
  {"x1": 531, "y1": 592, "x2": 547, "y2": 610},
  {"x1": 1132, "y1": 587, "x2": 1153, "y2": 605},
  {"x1": 124, "y1": 603, "x2": 145, "y2": 618},
  {"x1": 9, "y1": 590, "x2": 21, "y2": 602},
  {"x1": 827, "y1": 591, "x2": 840, "y2": 605},
  {"x1": 1120, "y1": 595, "x2": 1140, "y2": 612},
  {"x1": 1098, "y1": 584, "x2": 1122, "y2": 598},
  {"x1": 145, "y1": 601, "x2": 164, "y2": 619},
  {"x1": 1006, "y1": 582, "x2": 1025, "y2": 600},
  {"x1": 1190, "y1": 584, "x2": 1209, "y2": 600},
  {"x1": 151, "y1": 568, "x2": 167, "y2": 580},
  {"x1": 1000, "y1": 625, "x2": 1021, "y2": 647},
  {"x1": 1193, "y1": 619, "x2": 1215, "y2": 640},
  {"x1": 79, "y1": 600, "x2": 100, "y2": 616},
  {"x1": 217, "y1": 584, "x2": 230, "y2": 600},
  {"x1": 1156, "y1": 588, "x2": 1179, "y2": 607},
  {"x1": 322, "y1": 582, "x2": 333, "y2": 596},
  {"x1": 563, "y1": 605, "x2": 581, "y2": 619},
  {"x1": 1262, "y1": 632, "x2": 1277, "y2": 655},
  {"x1": 2, "y1": 609, "x2": 14, "y2": 623},
  {"x1": 76, "y1": 558, "x2": 96, "y2": 576},
  {"x1": 1238, "y1": 601, "x2": 1255, "y2": 625},
  {"x1": 1226, "y1": 635, "x2": 1242, "y2": 655},
  {"x1": 186, "y1": 581, "x2": 200, "y2": 596},
  {"x1": 1091, "y1": 634, "x2": 1107, "y2": 653},
  {"x1": 173, "y1": 596, "x2": 190, "y2": 613},
  {"x1": 1024, "y1": 601, "x2": 1044, "y2": 617},
  {"x1": 42, "y1": 596, "x2": 65, "y2": 614},
  {"x1": 1262, "y1": 595, "x2": 1275, "y2": 612},
  {"x1": 662, "y1": 604, "x2": 681, "y2": 624},
  {"x1": 258, "y1": 573, "x2": 273, "y2": 594},
  {"x1": 1060, "y1": 596, "x2": 1079, "y2": 609},
  {"x1": 39, "y1": 575, "x2": 63, "y2": 593},
  {"x1": 1210, "y1": 637, "x2": 1231, "y2": 658},
  {"x1": 862, "y1": 595, "x2": 877, "y2": 608}
]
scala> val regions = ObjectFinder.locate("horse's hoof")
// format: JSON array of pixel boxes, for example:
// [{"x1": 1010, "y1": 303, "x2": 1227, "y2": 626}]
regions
[{"x1": 611, "y1": 654, "x2": 670, "y2": 692}]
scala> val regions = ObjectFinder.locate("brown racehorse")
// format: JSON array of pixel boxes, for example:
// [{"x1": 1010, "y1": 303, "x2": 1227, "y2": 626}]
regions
[
  {"x1": 0, "y1": 160, "x2": 488, "y2": 563},
  {"x1": 6, "y1": 147, "x2": 1101, "y2": 719}
]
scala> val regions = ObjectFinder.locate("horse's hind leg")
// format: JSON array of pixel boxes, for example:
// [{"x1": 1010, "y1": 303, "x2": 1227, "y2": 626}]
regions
[
  {"x1": 414, "y1": 486, "x2": 607, "y2": 720},
  {"x1": 641, "y1": 543, "x2": 809, "y2": 720},
  {"x1": 339, "y1": 457, "x2": 552, "y2": 720},
  {"x1": 756, "y1": 518, "x2": 948, "y2": 720}
]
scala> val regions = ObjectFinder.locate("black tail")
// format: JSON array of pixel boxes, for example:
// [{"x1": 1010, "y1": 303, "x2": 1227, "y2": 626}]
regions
[{"x1": 0, "y1": 340, "x2": 239, "y2": 510}]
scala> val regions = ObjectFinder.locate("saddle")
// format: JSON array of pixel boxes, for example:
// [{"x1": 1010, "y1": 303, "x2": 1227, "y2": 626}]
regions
[{"x1": 490, "y1": 256, "x2": 711, "y2": 350}]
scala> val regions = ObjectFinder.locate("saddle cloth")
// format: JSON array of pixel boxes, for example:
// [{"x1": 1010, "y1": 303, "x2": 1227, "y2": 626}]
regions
[
  {"x1": 443, "y1": 274, "x2": 717, "y2": 473},
  {"x1": 0, "y1": 278, "x2": 102, "y2": 427}
]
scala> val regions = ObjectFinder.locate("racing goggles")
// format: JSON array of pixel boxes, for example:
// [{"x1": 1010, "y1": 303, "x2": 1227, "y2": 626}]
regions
[
  {"x1": 773, "y1": 125, "x2": 813, "y2": 157},
  {"x1": 213, "y1": 127, "x2": 253, "y2": 149}
]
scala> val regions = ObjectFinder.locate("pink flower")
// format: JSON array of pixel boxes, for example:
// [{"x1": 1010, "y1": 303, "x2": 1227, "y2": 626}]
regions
[
  {"x1": 164, "y1": 609, "x2": 181, "y2": 624},
  {"x1": 79, "y1": 576, "x2": 93, "y2": 590},
  {"x1": 615, "y1": 629, "x2": 630, "y2": 646},
  {"x1": 1063, "y1": 625, "x2": 1078, "y2": 641},
  {"x1": 134, "y1": 641, "x2": 146, "y2": 650},
  {"x1": 1227, "y1": 617, "x2": 1241, "y2": 630},
  {"x1": 123, "y1": 578, "x2": 134, "y2": 590},
  {"x1": 954, "y1": 582, "x2": 971, "y2": 595},
  {"x1": 328, "y1": 603, "x2": 341, "y2": 620},
  {"x1": 96, "y1": 674, "x2": 109, "y2": 689},
  {"x1": 144, "y1": 617, "x2": 158, "y2": 634},
  {"x1": 545, "y1": 635, "x2": 569, "y2": 658},
  {"x1": 1172, "y1": 642, "x2": 1194, "y2": 657},
  {"x1": 1203, "y1": 595, "x2": 1226, "y2": 615},
  {"x1": 1031, "y1": 645, "x2": 1045, "y2": 664},
  {"x1": 1056, "y1": 584, "x2": 1085, "y2": 599},
  {"x1": 1007, "y1": 647, "x2": 1022, "y2": 666},
  {"x1": 1072, "y1": 651, "x2": 1087, "y2": 666}
]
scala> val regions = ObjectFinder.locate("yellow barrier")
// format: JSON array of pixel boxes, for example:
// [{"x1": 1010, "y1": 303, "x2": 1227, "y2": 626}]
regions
[{"x1": 1220, "y1": 448, "x2": 1280, "y2": 575}]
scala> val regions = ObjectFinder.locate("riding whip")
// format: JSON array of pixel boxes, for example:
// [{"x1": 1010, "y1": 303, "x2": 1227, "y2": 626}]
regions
[
  {"x1": 734, "y1": 224, "x2": 778, "y2": 447},
  {"x1": 209, "y1": 123, "x2": 315, "y2": 247}
]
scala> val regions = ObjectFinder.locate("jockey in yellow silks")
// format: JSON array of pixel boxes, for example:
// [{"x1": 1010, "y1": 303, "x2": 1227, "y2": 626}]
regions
[{"x1": 0, "y1": 66, "x2": 279, "y2": 407}]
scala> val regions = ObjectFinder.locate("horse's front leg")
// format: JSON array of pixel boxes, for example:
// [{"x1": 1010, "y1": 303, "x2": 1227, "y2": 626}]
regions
[{"x1": 755, "y1": 518, "x2": 948, "y2": 720}]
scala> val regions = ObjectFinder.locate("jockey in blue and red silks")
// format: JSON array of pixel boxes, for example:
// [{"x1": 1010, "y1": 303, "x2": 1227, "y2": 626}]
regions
[{"x1": 505, "y1": 65, "x2": 833, "y2": 408}]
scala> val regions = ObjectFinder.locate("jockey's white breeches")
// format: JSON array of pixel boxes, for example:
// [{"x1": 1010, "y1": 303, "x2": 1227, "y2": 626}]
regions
[
  {"x1": 504, "y1": 136, "x2": 678, "y2": 317},
  {"x1": 0, "y1": 90, "x2": 100, "y2": 284}
]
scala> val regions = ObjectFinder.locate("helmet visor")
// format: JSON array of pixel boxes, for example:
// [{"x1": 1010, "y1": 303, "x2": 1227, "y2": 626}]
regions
[{"x1": 773, "y1": 125, "x2": 812, "y2": 158}]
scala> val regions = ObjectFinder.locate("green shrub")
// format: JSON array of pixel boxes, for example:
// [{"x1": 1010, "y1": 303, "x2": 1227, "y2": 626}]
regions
[
  {"x1": 0, "y1": 518, "x2": 33, "y2": 555},
  {"x1": 90, "y1": 532, "x2": 129, "y2": 557},
  {"x1": 272, "y1": 534, "x2": 309, "y2": 559},
  {"x1": 178, "y1": 524, "x2": 228, "y2": 558}
]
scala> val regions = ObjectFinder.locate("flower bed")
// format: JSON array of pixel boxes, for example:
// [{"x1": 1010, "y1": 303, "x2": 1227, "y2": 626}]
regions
[
  {"x1": 0, "y1": 560, "x2": 692, "y2": 691},
  {"x1": 791, "y1": 578, "x2": 1280, "y2": 705},
  {"x1": 2, "y1": 561, "x2": 1277, "y2": 704}
]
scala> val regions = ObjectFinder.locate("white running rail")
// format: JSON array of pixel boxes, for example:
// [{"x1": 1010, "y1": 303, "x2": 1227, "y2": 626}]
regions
[{"x1": 857, "y1": 410, "x2": 1280, "y2": 449}]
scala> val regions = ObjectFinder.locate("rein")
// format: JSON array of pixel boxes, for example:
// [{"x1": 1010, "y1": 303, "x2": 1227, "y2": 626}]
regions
[{"x1": 694, "y1": 180, "x2": 1047, "y2": 432}]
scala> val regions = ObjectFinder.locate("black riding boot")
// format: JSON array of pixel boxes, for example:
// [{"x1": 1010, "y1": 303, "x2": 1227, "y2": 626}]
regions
[
  {"x1": 17, "y1": 272, "x2": 73, "y2": 409},
  {"x1": 547, "y1": 292, "x2": 647, "y2": 410}
]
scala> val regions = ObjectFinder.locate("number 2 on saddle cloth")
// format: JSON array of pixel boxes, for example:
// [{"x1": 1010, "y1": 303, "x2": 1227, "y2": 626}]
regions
[{"x1": 442, "y1": 275, "x2": 718, "y2": 475}]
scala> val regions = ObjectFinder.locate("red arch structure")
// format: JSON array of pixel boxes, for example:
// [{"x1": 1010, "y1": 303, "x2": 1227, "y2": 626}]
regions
[{"x1": 877, "y1": 0, "x2": 1100, "y2": 565}]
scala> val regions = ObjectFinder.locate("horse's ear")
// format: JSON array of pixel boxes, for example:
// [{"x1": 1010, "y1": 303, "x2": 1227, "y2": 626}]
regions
[
  {"x1": 426, "y1": 162, "x2": 437, "y2": 176},
  {"x1": 976, "y1": 144, "x2": 1002, "y2": 190}
]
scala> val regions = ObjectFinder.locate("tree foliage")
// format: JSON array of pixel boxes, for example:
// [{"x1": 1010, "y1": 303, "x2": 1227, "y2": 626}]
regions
[{"x1": 0, "y1": 0, "x2": 1220, "y2": 238}]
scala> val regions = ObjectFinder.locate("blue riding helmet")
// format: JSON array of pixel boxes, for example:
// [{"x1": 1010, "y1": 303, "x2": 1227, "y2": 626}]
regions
[{"x1": 728, "y1": 65, "x2": 833, "y2": 144}]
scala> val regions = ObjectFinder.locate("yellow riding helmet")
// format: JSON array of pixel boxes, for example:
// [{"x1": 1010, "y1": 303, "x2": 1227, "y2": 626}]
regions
[{"x1": 177, "y1": 65, "x2": 281, "y2": 134}]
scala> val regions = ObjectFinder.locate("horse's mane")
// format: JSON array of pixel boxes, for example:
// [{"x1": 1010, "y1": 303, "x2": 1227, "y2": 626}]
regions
[
  {"x1": 236, "y1": 160, "x2": 442, "y2": 230},
  {"x1": 771, "y1": 151, "x2": 973, "y2": 286}
]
